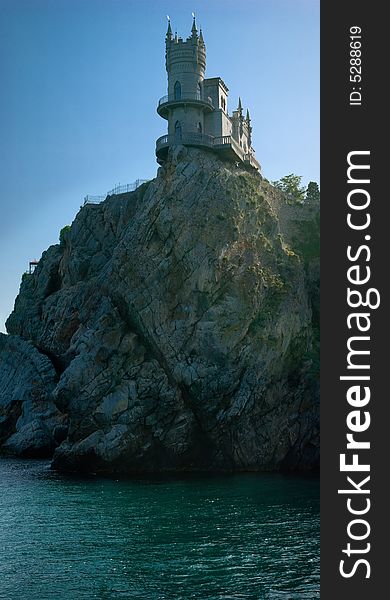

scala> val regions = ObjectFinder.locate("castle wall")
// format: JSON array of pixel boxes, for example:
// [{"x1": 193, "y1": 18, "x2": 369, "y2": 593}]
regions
[
  {"x1": 168, "y1": 67, "x2": 203, "y2": 98},
  {"x1": 203, "y1": 78, "x2": 228, "y2": 112},
  {"x1": 167, "y1": 106, "x2": 205, "y2": 136},
  {"x1": 204, "y1": 110, "x2": 232, "y2": 138}
]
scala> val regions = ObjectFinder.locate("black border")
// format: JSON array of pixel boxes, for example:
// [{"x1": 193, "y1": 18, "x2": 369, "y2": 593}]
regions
[{"x1": 321, "y1": 1, "x2": 388, "y2": 596}]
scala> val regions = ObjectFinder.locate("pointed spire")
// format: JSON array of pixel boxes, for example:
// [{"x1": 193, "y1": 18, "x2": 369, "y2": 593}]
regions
[
  {"x1": 166, "y1": 16, "x2": 173, "y2": 41},
  {"x1": 191, "y1": 12, "x2": 198, "y2": 36},
  {"x1": 238, "y1": 97, "x2": 243, "y2": 115},
  {"x1": 246, "y1": 108, "x2": 251, "y2": 122},
  {"x1": 199, "y1": 27, "x2": 204, "y2": 44}
]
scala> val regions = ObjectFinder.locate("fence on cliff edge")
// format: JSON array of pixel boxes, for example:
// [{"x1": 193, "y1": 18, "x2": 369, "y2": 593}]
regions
[{"x1": 84, "y1": 179, "x2": 149, "y2": 205}]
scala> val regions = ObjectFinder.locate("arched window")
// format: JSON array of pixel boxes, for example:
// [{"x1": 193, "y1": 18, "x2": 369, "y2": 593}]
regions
[
  {"x1": 198, "y1": 82, "x2": 202, "y2": 99},
  {"x1": 174, "y1": 120, "x2": 182, "y2": 141},
  {"x1": 174, "y1": 81, "x2": 181, "y2": 100},
  {"x1": 198, "y1": 122, "x2": 202, "y2": 133}
]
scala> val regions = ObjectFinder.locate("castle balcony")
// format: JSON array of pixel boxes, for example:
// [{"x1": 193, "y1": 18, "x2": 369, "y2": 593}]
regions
[
  {"x1": 156, "y1": 132, "x2": 261, "y2": 173},
  {"x1": 157, "y1": 93, "x2": 214, "y2": 119},
  {"x1": 156, "y1": 132, "x2": 214, "y2": 159}
]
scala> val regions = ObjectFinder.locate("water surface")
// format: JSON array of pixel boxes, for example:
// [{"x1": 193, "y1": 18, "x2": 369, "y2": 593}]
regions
[{"x1": 0, "y1": 459, "x2": 319, "y2": 599}]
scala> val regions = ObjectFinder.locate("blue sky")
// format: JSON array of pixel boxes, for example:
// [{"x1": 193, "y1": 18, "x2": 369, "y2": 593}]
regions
[{"x1": 0, "y1": 0, "x2": 319, "y2": 333}]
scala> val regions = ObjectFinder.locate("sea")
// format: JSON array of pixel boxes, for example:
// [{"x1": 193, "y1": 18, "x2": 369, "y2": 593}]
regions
[{"x1": 0, "y1": 459, "x2": 319, "y2": 600}]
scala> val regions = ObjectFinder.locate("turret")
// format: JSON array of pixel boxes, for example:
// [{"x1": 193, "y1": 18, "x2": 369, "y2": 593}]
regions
[
  {"x1": 164, "y1": 16, "x2": 206, "y2": 98},
  {"x1": 158, "y1": 16, "x2": 212, "y2": 139}
]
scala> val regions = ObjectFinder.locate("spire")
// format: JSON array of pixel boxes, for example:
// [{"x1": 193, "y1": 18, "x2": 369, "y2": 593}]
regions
[
  {"x1": 191, "y1": 12, "x2": 198, "y2": 36},
  {"x1": 238, "y1": 97, "x2": 243, "y2": 115},
  {"x1": 166, "y1": 16, "x2": 173, "y2": 41},
  {"x1": 246, "y1": 108, "x2": 252, "y2": 147},
  {"x1": 199, "y1": 28, "x2": 204, "y2": 44}
]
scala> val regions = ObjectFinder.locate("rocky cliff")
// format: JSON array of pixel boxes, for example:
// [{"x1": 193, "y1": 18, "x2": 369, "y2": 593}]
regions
[{"x1": 1, "y1": 147, "x2": 319, "y2": 473}]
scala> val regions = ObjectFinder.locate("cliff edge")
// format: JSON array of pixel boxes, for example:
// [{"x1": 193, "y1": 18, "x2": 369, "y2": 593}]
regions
[{"x1": 1, "y1": 147, "x2": 319, "y2": 473}]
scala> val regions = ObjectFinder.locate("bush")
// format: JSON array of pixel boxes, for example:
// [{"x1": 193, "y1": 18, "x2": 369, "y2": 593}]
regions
[
  {"x1": 272, "y1": 174, "x2": 305, "y2": 204},
  {"x1": 59, "y1": 225, "x2": 71, "y2": 246}
]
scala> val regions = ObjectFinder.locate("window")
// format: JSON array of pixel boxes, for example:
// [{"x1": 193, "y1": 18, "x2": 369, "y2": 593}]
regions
[
  {"x1": 174, "y1": 120, "x2": 182, "y2": 141},
  {"x1": 198, "y1": 122, "x2": 202, "y2": 133},
  {"x1": 198, "y1": 82, "x2": 202, "y2": 99},
  {"x1": 174, "y1": 81, "x2": 181, "y2": 100}
]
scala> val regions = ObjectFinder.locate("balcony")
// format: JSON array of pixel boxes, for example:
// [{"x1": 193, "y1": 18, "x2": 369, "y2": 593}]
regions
[
  {"x1": 156, "y1": 132, "x2": 214, "y2": 155},
  {"x1": 155, "y1": 132, "x2": 261, "y2": 173},
  {"x1": 157, "y1": 92, "x2": 214, "y2": 118}
]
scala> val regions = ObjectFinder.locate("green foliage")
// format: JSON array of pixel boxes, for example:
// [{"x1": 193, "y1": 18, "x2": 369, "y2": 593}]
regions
[
  {"x1": 21, "y1": 272, "x2": 31, "y2": 283},
  {"x1": 292, "y1": 181, "x2": 320, "y2": 261},
  {"x1": 306, "y1": 181, "x2": 320, "y2": 204},
  {"x1": 272, "y1": 174, "x2": 305, "y2": 204},
  {"x1": 59, "y1": 225, "x2": 71, "y2": 246}
]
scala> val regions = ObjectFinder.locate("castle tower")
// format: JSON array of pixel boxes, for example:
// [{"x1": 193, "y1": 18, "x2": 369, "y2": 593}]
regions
[
  {"x1": 157, "y1": 16, "x2": 213, "y2": 141},
  {"x1": 155, "y1": 16, "x2": 261, "y2": 172}
]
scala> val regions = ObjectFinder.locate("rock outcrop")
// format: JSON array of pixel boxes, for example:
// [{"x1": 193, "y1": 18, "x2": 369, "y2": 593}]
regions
[
  {"x1": 0, "y1": 334, "x2": 67, "y2": 456},
  {"x1": 1, "y1": 147, "x2": 319, "y2": 472}
]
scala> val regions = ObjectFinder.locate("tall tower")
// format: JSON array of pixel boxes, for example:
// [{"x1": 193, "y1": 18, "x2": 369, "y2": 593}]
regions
[
  {"x1": 155, "y1": 16, "x2": 261, "y2": 172},
  {"x1": 157, "y1": 16, "x2": 213, "y2": 141}
]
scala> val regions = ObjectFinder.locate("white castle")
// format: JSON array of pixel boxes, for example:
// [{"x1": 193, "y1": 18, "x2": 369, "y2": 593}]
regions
[{"x1": 156, "y1": 16, "x2": 261, "y2": 172}]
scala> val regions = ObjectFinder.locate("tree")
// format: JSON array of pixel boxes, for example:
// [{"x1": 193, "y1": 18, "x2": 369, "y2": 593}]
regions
[
  {"x1": 272, "y1": 174, "x2": 305, "y2": 203},
  {"x1": 305, "y1": 181, "x2": 320, "y2": 204}
]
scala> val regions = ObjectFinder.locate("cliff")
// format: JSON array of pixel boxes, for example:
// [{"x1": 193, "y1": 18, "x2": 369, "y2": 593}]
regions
[{"x1": 1, "y1": 147, "x2": 319, "y2": 473}]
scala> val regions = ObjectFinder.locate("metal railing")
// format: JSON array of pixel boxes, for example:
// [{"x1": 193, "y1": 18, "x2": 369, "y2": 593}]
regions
[
  {"x1": 156, "y1": 132, "x2": 214, "y2": 150},
  {"x1": 84, "y1": 195, "x2": 106, "y2": 204},
  {"x1": 84, "y1": 179, "x2": 149, "y2": 205},
  {"x1": 158, "y1": 92, "x2": 213, "y2": 109}
]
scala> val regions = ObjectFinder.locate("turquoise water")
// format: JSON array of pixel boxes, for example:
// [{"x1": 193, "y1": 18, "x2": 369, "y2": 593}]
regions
[{"x1": 0, "y1": 459, "x2": 319, "y2": 600}]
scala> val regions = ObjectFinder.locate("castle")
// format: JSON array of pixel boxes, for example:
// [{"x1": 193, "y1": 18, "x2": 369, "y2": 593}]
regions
[{"x1": 156, "y1": 16, "x2": 261, "y2": 172}]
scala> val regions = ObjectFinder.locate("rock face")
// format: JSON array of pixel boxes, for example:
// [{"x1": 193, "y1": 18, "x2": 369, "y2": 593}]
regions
[
  {"x1": 0, "y1": 334, "x2": 67, "y2": 456},
  {"x1": 2, "y1": 147, "x2": 319, "y2": 472}
]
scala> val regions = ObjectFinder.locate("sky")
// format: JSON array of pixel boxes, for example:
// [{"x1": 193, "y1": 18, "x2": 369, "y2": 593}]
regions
[{"x1": 0, "y1": 0, "x2": 319, "y2": 333}]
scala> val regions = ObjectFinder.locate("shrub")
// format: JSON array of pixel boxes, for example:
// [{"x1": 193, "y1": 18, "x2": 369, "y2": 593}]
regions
[{"x1": 59, "y1": 225, "x2": 71, "y2": 246}]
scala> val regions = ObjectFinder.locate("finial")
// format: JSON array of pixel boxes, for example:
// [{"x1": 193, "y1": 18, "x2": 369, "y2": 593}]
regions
[
  {"x1": 166, "y1": 16, "x2": 173, "y2": 40},
  {"x1": 191, "y1": 12, "x2": 198, "y2": 35},
  {"x1": 238, "y1": 97, "x2": 243, "y2": 113},
  {"x1": 246, "y1": 108, "x2": 251, "y2": 122},
  {"x1": 199, "y1": 27, "x2": 204, "y2": 44}
]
